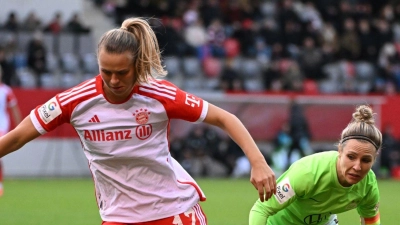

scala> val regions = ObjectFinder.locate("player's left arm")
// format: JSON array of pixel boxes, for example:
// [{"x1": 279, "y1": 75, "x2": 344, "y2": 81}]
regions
[{"x1": 357, "y1": 175, "x2": 380, "y2": 225}]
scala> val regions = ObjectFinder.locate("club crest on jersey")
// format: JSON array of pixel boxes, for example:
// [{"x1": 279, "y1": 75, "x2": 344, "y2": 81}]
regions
[
  {"x1": 133, "y1": 108, "x2": 150, "y2": 124},
  {"x1": 274, "y1": 177, "x2": 295, "y2": 204},
  {"x1": 38, "y1": 97, "x2": 62, "y2": 124}
]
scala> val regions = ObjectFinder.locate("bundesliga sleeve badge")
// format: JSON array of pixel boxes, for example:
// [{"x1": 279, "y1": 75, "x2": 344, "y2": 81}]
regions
[
  {"x1": 38, "y1": 97, "x2": 62, "y2": 124},
  {"x1": 275, "y1": 177, "x2": 295, "y2": 204}
]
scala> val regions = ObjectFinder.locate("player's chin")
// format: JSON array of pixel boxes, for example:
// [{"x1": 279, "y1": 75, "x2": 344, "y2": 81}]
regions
[{"x1": 346, "y1": 174, "x2": 362, "y2": 184}]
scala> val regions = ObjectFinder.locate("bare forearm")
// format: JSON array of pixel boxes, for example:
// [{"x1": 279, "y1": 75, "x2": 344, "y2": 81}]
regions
[
  {"x1": 0, "y1": 131, "x2": 26, "y2": 157},
  {"x1": 0, "y1": 116, "x2": 41, "y2": 158}
]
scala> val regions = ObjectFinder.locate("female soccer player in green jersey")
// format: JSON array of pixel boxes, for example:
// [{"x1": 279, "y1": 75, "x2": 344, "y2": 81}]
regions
[{"x1": 250, "y1": 104, "x2": 381, "y2": 225}]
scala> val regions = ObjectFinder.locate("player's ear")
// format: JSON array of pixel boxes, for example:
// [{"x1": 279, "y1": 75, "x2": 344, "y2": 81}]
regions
[{"x1": 337, "y1": 143, "x2": 344, "y2": 157}]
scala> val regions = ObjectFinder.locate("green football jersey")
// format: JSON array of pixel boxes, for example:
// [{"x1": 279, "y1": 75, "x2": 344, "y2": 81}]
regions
[{"x1": 250, "y1": 151, "x2": 380, "y2": 225}]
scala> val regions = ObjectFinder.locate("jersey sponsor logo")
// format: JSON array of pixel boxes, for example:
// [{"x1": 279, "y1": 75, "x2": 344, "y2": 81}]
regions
[
  {"x1": 133, "y1": 108, "x2": 150, "y2": 124},
  {"x1": 136, "y1": 124, "x2": 152, "y2": 140},
  {"x1": 303, "y1": 213, "x2": 333, "y2": 225},
  {"x1": 274, "y1": 177, "x2": 295, "y2": 204},
  {"x1": 184, "y1": 93, "x2": 201, "y2": 107},
  {"x1": 84, "y1": 129, "x2": 132, "y2": 141},
  {"x1": 38, "y1": 97, "x2": 62, "y2": 124}
]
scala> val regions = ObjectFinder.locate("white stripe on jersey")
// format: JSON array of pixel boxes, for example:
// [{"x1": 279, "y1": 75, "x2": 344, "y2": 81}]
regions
[
  {"x1": 194, "y1": 204, "x2": 207, "y2": 225},
  {"x1": 58, "y1": 79, "x2": 96, "y2": 98},
  {"x1": 139, "y1": 86, "x2": 176, "y2": 100},
  {"x1": 60, "y1": 89, "x2": 97, "y2": 106},
  {"x1": 148, "y1": 81, "x2": 177, "y2": 91},
  {"x1": 142, "y1": 82, "x2": 177, "y2": 95},
  {"x1": 58, "y1": 79, "x2": 97, "y2": 106}
]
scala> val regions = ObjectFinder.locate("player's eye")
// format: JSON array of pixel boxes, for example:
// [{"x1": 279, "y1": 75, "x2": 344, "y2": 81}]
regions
[
  {"x1": 102, "y1": 70, "x2": 111, "y2": 75},
  {"x1": 362, "y1": 158, "x2": 372, "y2": 163},
  {"x1": 117, "y1": 71, "x2": 128, "y2": 76}
]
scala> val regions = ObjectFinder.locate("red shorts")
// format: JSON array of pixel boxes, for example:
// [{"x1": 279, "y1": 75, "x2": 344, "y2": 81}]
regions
[{"x1": 102, "y1": 203, "x2": 207, "y2": 225}]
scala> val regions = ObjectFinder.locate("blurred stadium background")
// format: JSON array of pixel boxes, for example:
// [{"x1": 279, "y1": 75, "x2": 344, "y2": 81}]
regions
[{"x1": 1, "y1": 0, "x2": 400, "y2": 224}]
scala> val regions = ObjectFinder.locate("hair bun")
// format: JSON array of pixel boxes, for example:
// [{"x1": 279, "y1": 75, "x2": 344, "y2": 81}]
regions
[{"x1": 352, "y1": 105, "x2": 374, "y2": 124}]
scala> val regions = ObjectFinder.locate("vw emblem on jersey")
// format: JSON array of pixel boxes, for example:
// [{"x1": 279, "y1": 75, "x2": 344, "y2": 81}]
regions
[
  {"x1": 136, "y1": 124, "x2": 152, "y2": 140},
  {"x1": 133, "y1": 108, "x2": 150, "y2": 124}
]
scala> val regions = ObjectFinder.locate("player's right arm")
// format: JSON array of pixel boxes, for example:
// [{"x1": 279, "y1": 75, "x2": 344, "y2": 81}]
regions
[
  {"x1": 249, "y1": 161, "x2": 312, "y2": 225},
  {"x1": 0, "y1": 116, "x2": 41, "y2": 158}
]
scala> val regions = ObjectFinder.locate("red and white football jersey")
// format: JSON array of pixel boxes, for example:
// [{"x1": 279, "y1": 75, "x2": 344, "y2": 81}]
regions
[
  {"x1": 0, "y1": 83, "x2": 18, "y2": 135},
  {"x1": 30, "y1": 75, "x2": 208, "y2": 223}
]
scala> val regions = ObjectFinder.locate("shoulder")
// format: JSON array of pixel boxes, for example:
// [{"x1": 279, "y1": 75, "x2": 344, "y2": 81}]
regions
[
  {"x1": 56, "y1": 77, "x2": 100, "y2": 107},
  {"x1": 295, "y1": 151, "x2": 338, "y2": 168},
  {"x1": 136, "y1": 79, "x2": 180, "y2": 101},
  {"x1": 362, "y1": 170, "x2": 379, "y2": 188},
  {"x1": 285, "y1": 151, "x2": 337, "y2": 187}
]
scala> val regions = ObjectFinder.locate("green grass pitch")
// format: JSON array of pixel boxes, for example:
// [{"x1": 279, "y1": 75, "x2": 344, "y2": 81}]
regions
[{"x1": 0, "y1": 178, "x2": 399, "y2": 224}]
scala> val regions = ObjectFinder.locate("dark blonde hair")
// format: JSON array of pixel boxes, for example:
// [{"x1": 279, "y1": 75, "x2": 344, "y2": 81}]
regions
[
  {"x1": 97, "y1": 17, "x2": 167, "y2": 84},
  {"x1": 340, "y1": 105, "x2": 382, "y2": 151}
]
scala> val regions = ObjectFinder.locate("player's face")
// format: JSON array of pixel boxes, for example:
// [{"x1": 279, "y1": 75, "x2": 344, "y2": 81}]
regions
[
  {"x1": 98, "y1": 49, "x2": 135, "y2": 103},
  {"x1": 337, "y1": 139, "x2": 377, "y2": 187}
]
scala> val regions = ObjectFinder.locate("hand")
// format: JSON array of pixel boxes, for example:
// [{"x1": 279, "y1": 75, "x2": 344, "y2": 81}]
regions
[{"x1": 250, "y1": 162, "x2": 276, "y2": 202}]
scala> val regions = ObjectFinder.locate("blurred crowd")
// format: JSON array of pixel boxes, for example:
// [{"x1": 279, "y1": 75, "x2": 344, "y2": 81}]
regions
[
  {"x1": 93, "y1": 0, "x2": 400, "y2": 95},
  {"x1": 0, "y1": 11, "x2": 92, "y2": 88}
]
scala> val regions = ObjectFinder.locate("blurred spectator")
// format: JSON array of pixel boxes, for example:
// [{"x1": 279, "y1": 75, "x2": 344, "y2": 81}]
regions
[
  {"x1": 0, "y1": 47, "x2": 17, "y2": 86},
  {"x1": 183, "y1": 19, "x2": 207, "y2": 56},
  {"x1": 259, "y1": 18, "x2": 282, "y2": 46},
  {"x1": 182, "y1": 1, "x2": 200, "y2": 26},
  {"x1": 65, "y1": 13, "x2": 91, "y2": 34},
  {"x1": 298, "y1": 36, "x2": 324, "y2": 80},
  {"x1": 254, "y1": 38, "x2": 272, "y2": 65},
  {"x1": 299, "y1": 1, "x2": 323, "y2": 31},
  {"x1": 375, "y1": 18, "x2": 393, "y2": 51},
  {"x1": 44, "y1": 12, "x2": 63, "y2": 34},
  {"x1": 2, "y1": 34, "x2": 18, "y2": 60},
  {"x1": 22, "y1": 11, "x2": 42, "y2": 32},
  {"x1": 380, "y1": 124, "x2": 400, "y2": 177},
  {"x1": 200, "y1": 0, "x2": 222, "y2": 27},
  {"x1": 184, "y1": 126, "x2": 227, "y2": 177},
  {"x1": 101, "y1": 0, "x2": 117, "y2": 17},
  {"x1": 232, "y1": 19, "x2": 258, "y2": 57},
  {"x1": 278, "y1": 0, "x2": 301, "y2": 31},
  {"x1": 2, "y1": 12, "x2": 19, "y2": 32},
  {"x1": 339, "y1": 17, "x2": 360, "y2": 60},
  {"x1": 206, "y1": 19, "x2": 226, "y2": 58},
  {"x1": 319, "y1": 21, "x2": 339, "y2": 48},
  {"x1": 271, "y1": 123, "x2": 292, "y2": 175},
  {"x1": 154, "y1": 18, "x2": 194, "y2": 57},
  {"x1": 282, "y1": 20, "x2": 303, "y2": 53},
  {"x1": 286, "y1": 100, "x2": 312, "y2": 168},
  {"x1": 358, "y1": 19, "x2": 377, "y2": 62},
  {"x1": 219, "y1": 58, "x2": 244, "y2": 92},
  {"x1": 27, "y1": 32, "x2": 47, "y2": 87},
  {"x1": 281, "y1": 61, "x2": 304, "y2": 92}
]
